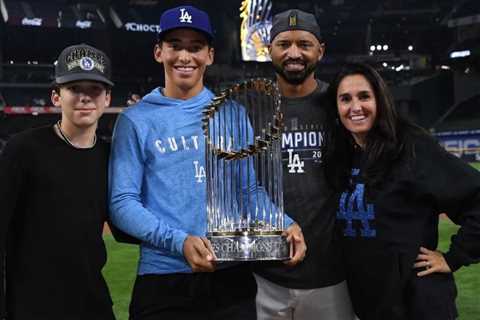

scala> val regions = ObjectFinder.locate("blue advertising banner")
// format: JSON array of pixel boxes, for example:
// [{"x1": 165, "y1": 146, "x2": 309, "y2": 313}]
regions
[{"x1": 435, "y1": 130, "x2": 480, "y2": 162}]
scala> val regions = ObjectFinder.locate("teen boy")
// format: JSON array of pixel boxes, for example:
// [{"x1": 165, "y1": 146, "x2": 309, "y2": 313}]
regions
[{"x1": 0, "y1": 44, "x2": 116, "y2": 320}]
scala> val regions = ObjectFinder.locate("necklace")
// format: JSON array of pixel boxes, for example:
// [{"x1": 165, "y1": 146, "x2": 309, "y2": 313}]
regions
[{"x1": 55, "y1": 120, "x2": 97, "y2": 149}]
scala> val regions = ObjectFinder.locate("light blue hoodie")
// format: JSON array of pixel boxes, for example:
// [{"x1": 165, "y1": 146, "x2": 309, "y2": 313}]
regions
[{"x1": 109, "y1": 87, "x2": 292, "y2": 275}]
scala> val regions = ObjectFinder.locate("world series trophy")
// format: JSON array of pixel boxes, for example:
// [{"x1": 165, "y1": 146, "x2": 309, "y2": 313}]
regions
[{"x1": 202, "y1": 78, "x2": 289, "y2": 261}]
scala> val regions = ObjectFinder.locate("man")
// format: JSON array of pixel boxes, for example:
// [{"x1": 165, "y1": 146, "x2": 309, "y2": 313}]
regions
[
  {"x1": 0, "y1": 44, "x2": 115, "y2": 319},
  {"x1": 254, "y1": 9, "x2": 356, "y2": 320},
  {"x1": 108, "y1": 5, "x2": 305, "y2": 320}
]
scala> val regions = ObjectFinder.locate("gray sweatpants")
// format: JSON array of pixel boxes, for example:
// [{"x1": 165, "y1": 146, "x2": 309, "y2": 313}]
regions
[{"x1": 254, "y1": 274, "x2": 357, "y2": 320}]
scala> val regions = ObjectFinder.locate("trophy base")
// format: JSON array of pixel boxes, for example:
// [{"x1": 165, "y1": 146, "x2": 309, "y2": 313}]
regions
[{"x1": 207, "y1": 231, "x2": 290, "y2": 261}]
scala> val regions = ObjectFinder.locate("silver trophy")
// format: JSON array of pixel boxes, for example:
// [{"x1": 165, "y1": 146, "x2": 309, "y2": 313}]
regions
[{"x1": 202, "y1": 78, "x2": 289, "y2": 261}]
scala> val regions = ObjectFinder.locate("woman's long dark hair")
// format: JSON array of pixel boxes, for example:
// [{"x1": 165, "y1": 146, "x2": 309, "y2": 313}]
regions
[{"x1": 323, "y1": 62, "x2": 421, "y2": 191}]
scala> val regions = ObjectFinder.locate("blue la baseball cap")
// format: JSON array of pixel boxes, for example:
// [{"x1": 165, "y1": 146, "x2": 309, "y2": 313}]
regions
[{"x1": 158, "y1": 6, "x2": 214, "y2": 42}]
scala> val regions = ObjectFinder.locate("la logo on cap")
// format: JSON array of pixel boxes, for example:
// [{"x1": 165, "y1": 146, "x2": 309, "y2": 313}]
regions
[
  {"x1": 179, "y1": 8, "x2": 192, "y2": 23},
  {"x1": 289, "y1": 14, "x2": 297, "y2": 27},
  {"x1": 80, "y1": 57, "x2": 95, "y2": 71}
]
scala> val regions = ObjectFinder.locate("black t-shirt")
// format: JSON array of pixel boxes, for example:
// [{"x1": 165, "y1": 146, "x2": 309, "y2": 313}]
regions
[
  {"x1": 0, "y1": 126, "x2": 115, "y2": 320},
  {"x1": 255, "y1": 81, "x2": 345, "y2": 289}
]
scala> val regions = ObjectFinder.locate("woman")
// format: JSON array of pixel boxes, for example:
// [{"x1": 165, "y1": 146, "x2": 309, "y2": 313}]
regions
[{"x1": 322, "y1": 62, "x2": 480, "y2": 320}]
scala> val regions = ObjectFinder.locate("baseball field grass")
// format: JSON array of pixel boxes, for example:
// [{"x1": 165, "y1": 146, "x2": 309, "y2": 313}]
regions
[{"x1": 103, "y1": 218, "x2": 480, "y2": 320}]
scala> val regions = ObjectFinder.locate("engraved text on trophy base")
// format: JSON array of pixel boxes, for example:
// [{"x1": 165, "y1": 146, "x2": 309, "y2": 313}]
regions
[{"x1": 208, "y1": 232, "x2": 289, "y2": 261}]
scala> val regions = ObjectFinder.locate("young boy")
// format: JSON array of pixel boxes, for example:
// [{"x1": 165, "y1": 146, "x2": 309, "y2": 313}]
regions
[
  {"x1": 109, "y1": 5, "x2": 305, "y2": 320},
  {"x1": 0, "y1": 44, "x2": 116, "y2": 320}
]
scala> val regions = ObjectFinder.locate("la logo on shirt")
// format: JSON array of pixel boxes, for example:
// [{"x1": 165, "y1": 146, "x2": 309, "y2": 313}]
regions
[
  {"x1": 287, "y1": 149, "x2": 305, "y2": 173},
  {"x1": 193, "y1": 160, "x2": 205, "y2": 183},
  {"x1": 337, "y1": 169, "x2": 377, "y2": 238}
]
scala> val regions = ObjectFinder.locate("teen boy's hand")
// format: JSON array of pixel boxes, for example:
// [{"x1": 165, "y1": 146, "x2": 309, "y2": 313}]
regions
[
  {"x1": 283, "y1": 223, "x2": 307, "y2": 267},
  {"x1": 183, "y1": 235, "x2": 217, "y2": 272},
  {"x1": 126, "y1": 93, "x2": 141, "y2": 106}
]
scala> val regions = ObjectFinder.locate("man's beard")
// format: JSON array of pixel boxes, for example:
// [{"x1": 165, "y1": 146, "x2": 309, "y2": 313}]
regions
[{"x1": 272, "y1": 59, "x2": 317, "y2": 85}]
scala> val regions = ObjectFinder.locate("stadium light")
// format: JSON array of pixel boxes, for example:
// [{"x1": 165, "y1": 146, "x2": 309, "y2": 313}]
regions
[
  {"x1": 1, "y1": 0, "x2": 8, "y2": 23},
  {"x1": 450, "y1": 50, "x2": 471, "y2": 59}
]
